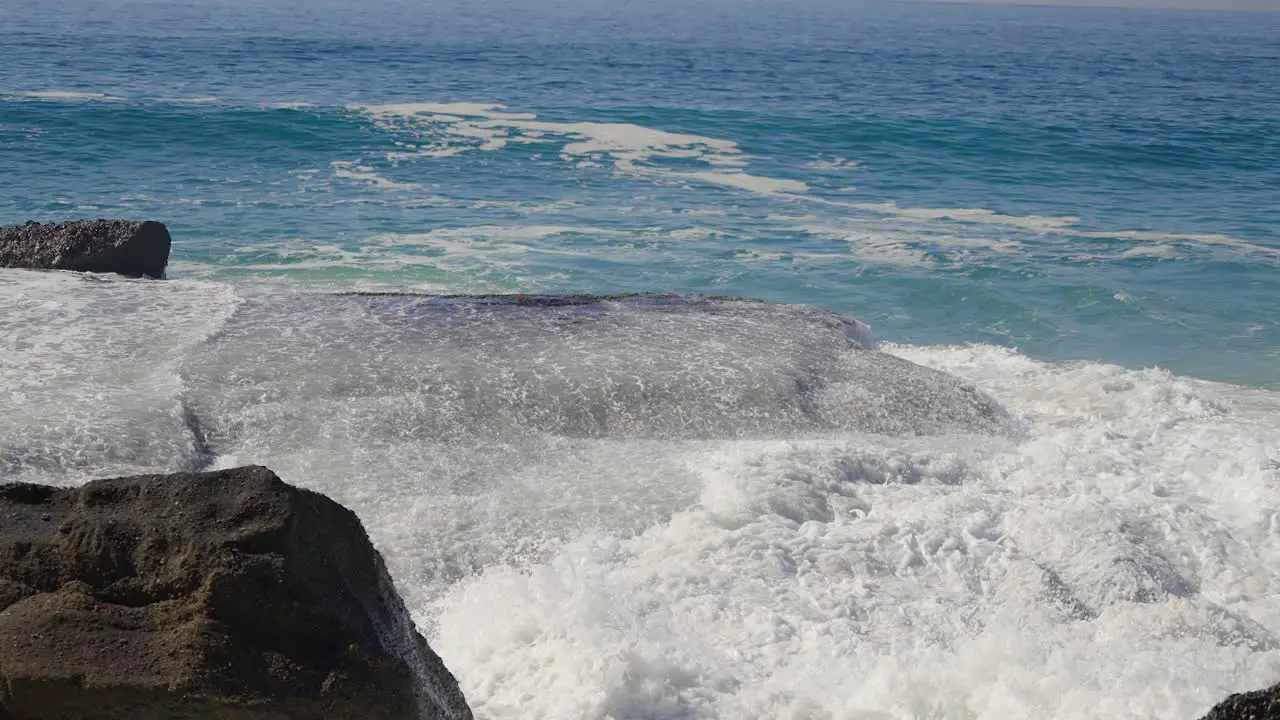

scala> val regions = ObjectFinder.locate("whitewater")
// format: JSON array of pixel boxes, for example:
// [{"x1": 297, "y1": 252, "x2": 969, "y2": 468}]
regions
[{"x1": 4, "y1": 273, "x2": 1278, "y2": 718}]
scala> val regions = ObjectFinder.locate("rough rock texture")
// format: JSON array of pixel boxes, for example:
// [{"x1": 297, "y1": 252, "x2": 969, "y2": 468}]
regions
[
  {"x1": 1199, "y1": 683, "x2": 1280, "y2": 720},
  {"x1": 0, "y1": 219, "x2": 171, "y2": 278},
  {"x1": 0, "y1": 466, "x2": 473, "y2": 720}
]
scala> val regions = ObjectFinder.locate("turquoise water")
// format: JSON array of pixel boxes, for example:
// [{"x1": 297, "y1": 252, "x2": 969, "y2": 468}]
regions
[{"x1": 3, "y1": 0, "x2": 1277, "y2": 386}]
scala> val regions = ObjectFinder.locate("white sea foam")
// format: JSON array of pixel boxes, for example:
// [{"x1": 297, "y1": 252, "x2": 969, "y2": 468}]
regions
[
  {"x1": 784, "y1": 216, "x2": 1023, "y2": 268},
  {"x1": 1070, "y1": 234, "x2": 1278, "y2": 263},
  {"x1": 14, "y1": 90, "x2": 125, "y2": 101},
  {"x1": 359, "y1": 227, "x2": 604, "y2": 273},
  {"x1": 677, "y1": 170, "x2": 808, "y2": 194},
  {"x1": 777, "y1": 202, "x2": 1278, "y2": 269},
  {"x1": 4, "y1": 275, "x2": 1278, "y2": 719},
  {"x1": 22, "y1": 93, "x2": 1263, "y2": 268},
  {"x1": 0, "y1": 271, "x2": 238, "y2": 483},
  {"x1": 851, "y1": 205, "x2": 1276, "y2": 262},
  {"x1": 387, "y1": 147, "x2": 469, "y2": 161},
  {"x1": 774, "y1": 217, "x2": 934, "y2": 268},
  {"x1": 839, "y1": 233, "x2": 935, "y2": 267},
  {"x1": 854, "y1": 201, "x2": 1082, "y2": 232},
  {"x1": 466, "y1": 199, "x2": 580, "y2": 213},
  {"x1": 378, "y1": 225, "x2": 620, "y2": 245},
  {"x1": 1081, "y1": 230, "x2": 1280, "y2": 259},
  {"x1": 360, "y1": 102, "x2": 538, "y2": 121},
  {"x1": 348, "y1": 101, "x2": 806, "y2": 198},
  {"x1": 117, "y1": 194, "x2": 208, "y2": 206},
  {"x1": 806, "y1": 156, "x2": 862, "y2": 171},
  {"x1": 432, "y1": 343, "x2": 1280, "y2": 720},
  {"x1": 1120, "y1": 244, "x2": 1179, "y2": 259},
  {"x1": 333, "y1": 165, "x2": 420, "y2": 189},
  {"x1": 171, "y1": 226, "x2": 623, "y2": 287},
  {"x1": 342, "y1": 100, "x2": 1279, "y2": 264},
  {"x1": 783, "y1": 195, "x2": 1274, "y2": 264},
  {"x1": 667, "y1": 227, "x2": 726, "y2": 241}
]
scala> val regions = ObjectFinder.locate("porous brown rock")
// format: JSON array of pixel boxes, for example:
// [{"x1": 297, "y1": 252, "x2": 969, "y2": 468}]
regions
[
  {"x1": 0, "y1": 466, "x2": 472, "y2": 720},
  {"x1": 0, "y1": 219, "x2": 171, "y2": 278}
]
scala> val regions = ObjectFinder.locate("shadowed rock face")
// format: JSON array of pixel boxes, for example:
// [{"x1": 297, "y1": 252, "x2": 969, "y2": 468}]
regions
[
  {"x1": 0, "y1": 220, "x2": 171, "y2": 278},
  {"x1": 0, "y1": 466, "x2": 473, "y2": 720},
  {"x1": 1198, "y1": 683, "x2": 1280, "y2": 720}
]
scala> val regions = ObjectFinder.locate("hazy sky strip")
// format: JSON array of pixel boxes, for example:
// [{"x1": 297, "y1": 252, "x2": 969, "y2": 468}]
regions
[{"x1": 928, "y1": 0, "x2": 1279, "y2": 12}]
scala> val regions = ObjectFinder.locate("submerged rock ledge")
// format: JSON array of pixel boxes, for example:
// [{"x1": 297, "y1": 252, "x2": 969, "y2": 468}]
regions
[
  {"x1": 0, "y1": 466, "x2": 473, "y2": 720},
  {"x1": 0, "y1": 219, "x2": 171, "y2": 278}
]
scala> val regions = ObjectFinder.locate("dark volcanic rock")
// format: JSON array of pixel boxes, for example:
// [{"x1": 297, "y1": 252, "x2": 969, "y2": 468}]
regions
[
  {"x1": 0, "y1": 466, "x2": 472, "y2": 720},
  {"x1": 1199, "y1": 683, "x2": 1280, "y2": 720},
  {"x1": 0, "y1": 219, "x2": 171, "y2": 278}
]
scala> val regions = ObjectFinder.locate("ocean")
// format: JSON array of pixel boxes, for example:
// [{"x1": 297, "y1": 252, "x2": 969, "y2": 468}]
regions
[{"x1": 2, "y1": 0, "x2": 1279, "y2": 717}]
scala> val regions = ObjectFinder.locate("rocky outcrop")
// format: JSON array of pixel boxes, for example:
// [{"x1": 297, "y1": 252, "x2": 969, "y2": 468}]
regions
[
  {"x1": 0, "y1": 219, "x2": 171, "y2": 278},
  {"x1": 1199, "y1": 683, "x2": 1280, "y2": 720},
  {"x1": 0, "y1": 466, "x2": 472, "y2": 720}
]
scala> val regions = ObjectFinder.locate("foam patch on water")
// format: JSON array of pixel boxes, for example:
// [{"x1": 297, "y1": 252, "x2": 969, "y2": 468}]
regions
[
  {"x1": 780, "y1": 204, "x2": 1279, "y2": 271},
  {"x1": 8, "y1": 94, "x2": 1269, "y2": 273},
  {"x1": 676, "y1": 170, "x2": 809, "y2": 194},
  {"x1": 171, "y1": 225, "x2": 631, "y2": 288},
  {"x1": 806, "y1": 156, "x2": 863, "y2": 171},
  {"x1": 8, "y1": 90, "x2": 125, "y2": 101},
  {"x1": 331, "y1": 161, "x2": 421, "y2": 189},
  {"x1": 853, "y1": 201, "x2": 1082, "y2": 232},
  {"x1": 387, "y1": 225, "x2": 625, "y2": 245},
  {"x1": 1082, "y1": 230, "x2": 1280, "y2": 260},
  {"x1": 362, "y1": 102, "x2": 538, "y2": 121},
  {"x1": 1119, "y1": 244, "x2": 1179, "y2": 259},
  {"x1": 782, "y1": 215, "x2": 1024, "y2": 269},
  {"x1": 349, "y1": 101, "x2": 808, "y2": 198},
  {"x1": 849, "y1": 204, "x2": 1277, "y2": 263},
  {"x1": 826, "y1": 231, "x2": 935, "y2": 268},
  {"x1": 333, "y1": 101, "x2": 1278, "y2": 269}
]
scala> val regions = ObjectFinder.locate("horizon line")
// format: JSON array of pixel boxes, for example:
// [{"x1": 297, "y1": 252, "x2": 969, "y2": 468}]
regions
[{"x1": 915, "y1": 0, "x2": 1279, "y2": 14}]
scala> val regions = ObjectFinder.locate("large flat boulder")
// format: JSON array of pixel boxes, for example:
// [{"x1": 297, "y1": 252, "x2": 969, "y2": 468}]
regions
[
  {"x1": 182, "y1": 292, "x2": 1013, "y2": 444},
  {"x1": 0, "y1": 466, "x2": 472, "y2": 720},
  {"x1": 1199, "y1": 682, "x2": 1280, "y2": 720},
  {"x1": 0, "y1": 219, "x2": 171, "y2": 278}
]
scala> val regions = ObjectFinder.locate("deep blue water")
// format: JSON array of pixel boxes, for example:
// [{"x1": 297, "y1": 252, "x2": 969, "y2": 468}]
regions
[{"x1": 2, "y1": 0, "x2": 1278, "y2": 386}]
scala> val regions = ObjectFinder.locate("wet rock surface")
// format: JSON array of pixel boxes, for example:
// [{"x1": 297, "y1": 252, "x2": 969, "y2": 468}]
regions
[
  {"x1": 1199, "y1": 683, "x2": 1280, "y2": 720},
  {"x1": 0, "y1": 465, "x2": 473, "y2": 720},
  {"x1": 0, "y1": 219, "x2": 171, "y2": 278}
]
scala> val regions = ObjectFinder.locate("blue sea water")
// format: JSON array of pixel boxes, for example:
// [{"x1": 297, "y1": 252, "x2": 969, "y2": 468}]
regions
[
  {"x1": 3, "y1": 0, "x2": 1278, "y2": 386},
  {"x1": 4, "y1": 2, "x2": 1280, "y2": 718}
]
